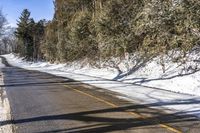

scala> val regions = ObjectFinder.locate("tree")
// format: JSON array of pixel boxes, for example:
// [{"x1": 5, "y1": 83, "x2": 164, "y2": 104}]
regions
[
  {"x1": 38, "y1": 0, "x2": 200, "y2": 71},
  {"x1": 0, "y1": 9, "x2": 7, "y2": 36},
  {"x1": 2, "y1": 27, "x2": 17, "y2": 54},
  {"x1": 15, "y1": 9, "x2": 46, "y2": 60},
  {"x1": 42, "y1": 21, "x2": 58, "y2": 62},
  {"x1": 33, "y1": 20, "x2": 46, "y2": 60},
  {"x1": 15, "y1": 9, "x2": 32, "y2": 58}
]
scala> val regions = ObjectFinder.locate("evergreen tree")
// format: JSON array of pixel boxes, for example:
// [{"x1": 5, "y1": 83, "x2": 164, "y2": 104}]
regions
[
  {"x1": 15, "y1": 9, "x2": 32, "y2": 58},
  {"x1": 15, "y1": 9, "x2": 46, "y2": 60}
]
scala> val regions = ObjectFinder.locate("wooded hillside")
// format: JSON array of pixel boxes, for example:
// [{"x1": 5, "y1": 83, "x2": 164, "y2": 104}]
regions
[{"x1": 15, "y1": 0, "x2": 200, "y2": 64}]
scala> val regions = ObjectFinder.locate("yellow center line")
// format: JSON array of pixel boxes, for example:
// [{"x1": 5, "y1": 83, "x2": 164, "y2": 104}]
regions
[{"x1": 63, "y1": 84, "x2": 182, "y2": 133}]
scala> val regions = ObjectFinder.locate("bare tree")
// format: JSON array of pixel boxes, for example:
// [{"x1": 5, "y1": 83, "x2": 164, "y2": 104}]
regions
[{"x1": 0, "y1": 9, "x2": 7, "y2": 36}]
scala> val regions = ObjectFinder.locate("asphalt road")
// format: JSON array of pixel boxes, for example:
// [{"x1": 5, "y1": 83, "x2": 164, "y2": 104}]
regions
[{"x1": 1, "y1": 57, "x2": 200, "y2": 133}]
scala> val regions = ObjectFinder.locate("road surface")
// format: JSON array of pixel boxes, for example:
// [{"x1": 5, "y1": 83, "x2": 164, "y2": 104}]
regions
[{"x1": 0, "y1": 57, "x2": 200, "y2": 133}]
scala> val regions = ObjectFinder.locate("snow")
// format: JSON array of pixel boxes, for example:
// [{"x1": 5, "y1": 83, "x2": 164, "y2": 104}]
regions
[
  {"x1": 119, "y1": 54, "x2": 200, "y2": 95},
  {"x1": 2, "y1": 53, "x2": 200, "y2": 118},
  {"x1": 0, "y1": 58, "x2": 12, "y2": 133}
]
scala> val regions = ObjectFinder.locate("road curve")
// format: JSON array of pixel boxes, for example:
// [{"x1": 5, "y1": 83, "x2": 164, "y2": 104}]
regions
[{"x1": 0, "y1": 57, "x2": 200, "y2": 133}]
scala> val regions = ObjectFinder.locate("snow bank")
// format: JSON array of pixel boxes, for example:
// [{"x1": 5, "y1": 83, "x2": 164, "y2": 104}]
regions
[
  {"x1": 4, "y1": 52, "x2": 200, "y2": 96},
  {"x1": 120, "y1": 53, "x2": 200, "y2": 96},
  {"x1": 2, "y1": 53, "x2": 200, "y2": 118}
]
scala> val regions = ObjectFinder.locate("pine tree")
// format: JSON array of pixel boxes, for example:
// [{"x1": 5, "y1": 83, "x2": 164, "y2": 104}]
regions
[
  {"x1": 15, "y1": 9, "x2": 46, "y2": 60},
  {"x1": 15, "y1": 9, "x2": 32, "y2": 58}
]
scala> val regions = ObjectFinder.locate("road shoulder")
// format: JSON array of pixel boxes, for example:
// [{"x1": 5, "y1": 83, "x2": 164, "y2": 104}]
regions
[{"x1": 0, "y1": 60, "x2": 13, "y2": 133}]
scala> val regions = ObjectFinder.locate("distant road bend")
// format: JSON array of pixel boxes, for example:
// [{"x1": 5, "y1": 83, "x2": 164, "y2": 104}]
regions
[{"x1": 0, "y1": 57, "x2": 200, "y2": 133}]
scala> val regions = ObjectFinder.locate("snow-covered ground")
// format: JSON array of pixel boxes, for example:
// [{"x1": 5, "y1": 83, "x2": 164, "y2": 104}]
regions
[
  {"x1": 4, "y1": 52, "x2": 200, "y2": 96},
  {"x1": 0, "y1": 58, "x2": 12, "y2": 133},
  {"x1": 2, "y1": 53, "x2": 200, "y2": 118}
]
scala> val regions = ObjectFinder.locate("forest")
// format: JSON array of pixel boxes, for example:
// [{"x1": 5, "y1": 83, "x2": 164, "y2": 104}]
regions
[{"x1": 11, "y1": 0, "x2": 200, "y2": 68}]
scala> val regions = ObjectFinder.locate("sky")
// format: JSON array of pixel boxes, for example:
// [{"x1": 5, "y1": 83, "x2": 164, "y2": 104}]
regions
[{"x1": 0, "y1": 0, "x2": 54, "y2": 27}]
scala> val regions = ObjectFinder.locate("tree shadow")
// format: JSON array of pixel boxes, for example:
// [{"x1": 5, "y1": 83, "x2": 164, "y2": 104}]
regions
[
  {"x1": 131, "y1": 68, "x2": 200, "y2": 84},
  {"x1": 1, "y1": 99, "x2": 200, "y2": 133},
  {"x1": 113, "y1": 56, "x2": 154, "y2": 80}
]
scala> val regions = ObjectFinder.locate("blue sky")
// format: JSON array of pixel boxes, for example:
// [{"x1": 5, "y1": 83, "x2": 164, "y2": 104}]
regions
[{"x1": 0, "y1": 0, "x2": 54, "y2": 27}]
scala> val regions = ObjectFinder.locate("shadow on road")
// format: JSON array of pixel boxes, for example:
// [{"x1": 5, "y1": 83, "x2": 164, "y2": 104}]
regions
[{"x1": 1, "y1": 99, "x2": 200, "y2": 132}]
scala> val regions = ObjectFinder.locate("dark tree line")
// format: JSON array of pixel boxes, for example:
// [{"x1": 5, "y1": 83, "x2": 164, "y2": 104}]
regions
[{"x1": 15, "y1": 9, "x2": 46, "y2": 60}]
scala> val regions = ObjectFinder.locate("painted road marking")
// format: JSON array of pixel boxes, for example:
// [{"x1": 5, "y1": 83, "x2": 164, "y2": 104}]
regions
[{"x1": 63, "y1": 85, "x2": 182, "y2": 133}]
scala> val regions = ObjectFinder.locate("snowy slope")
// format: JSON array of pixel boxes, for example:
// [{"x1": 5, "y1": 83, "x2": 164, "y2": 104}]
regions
[
  {"x1": 2, "y1": 53, "x2": 200, "y2": 118},
  {"x1": 120, "y1": 53, "x2": 200, "y2": 96},
  {"x1": 3, "y1": 52, "x2": 200, "y2": 96}
]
